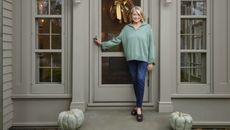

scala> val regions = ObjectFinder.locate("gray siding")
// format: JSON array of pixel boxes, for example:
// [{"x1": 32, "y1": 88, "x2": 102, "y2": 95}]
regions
[
  {"x1": 2, "y1": 0, "x2": 13, "y2": 129},
  {"x1": 1, "y1": 0, "x2": 3, "y2": 129}
]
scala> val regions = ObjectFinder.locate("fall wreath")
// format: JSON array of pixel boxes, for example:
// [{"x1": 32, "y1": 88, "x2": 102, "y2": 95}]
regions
[{"x1": 109, "y1": 0, "x2": 134, "y2": 23}]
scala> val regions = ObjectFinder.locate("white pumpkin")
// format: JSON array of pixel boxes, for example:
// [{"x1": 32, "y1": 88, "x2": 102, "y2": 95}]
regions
[
  {"x1": 169, "y1": 112, "x2": 193, "y2": 130},
  {"x1": 58, "y1": 109, "x2": 84, "y2": 130}
]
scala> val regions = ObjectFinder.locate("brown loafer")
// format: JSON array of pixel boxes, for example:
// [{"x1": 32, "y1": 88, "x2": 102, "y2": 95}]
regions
[
  {"x1": 131, "y1": 109, "x2": 137, "y2": 116},
  {"x1": 136, "y1": 113, "x2": 143, "y2": 122}
]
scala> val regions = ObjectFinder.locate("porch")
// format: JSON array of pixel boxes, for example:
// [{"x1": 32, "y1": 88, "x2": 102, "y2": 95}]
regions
[
  {"x1": 9, "y1": 110, "x2": 230, "y2": 130},
  {"x1": 10, "y1": 109, "x2": 170, "y2": 130}
]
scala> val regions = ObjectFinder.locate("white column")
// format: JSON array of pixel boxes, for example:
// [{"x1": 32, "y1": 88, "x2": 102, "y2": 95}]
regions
[
  {"x1": 158, "y1": 0, "x2": 177, "y2": 112},
  {"x1": 70, "y1": 0, "x2": 90, "y2": 112}
]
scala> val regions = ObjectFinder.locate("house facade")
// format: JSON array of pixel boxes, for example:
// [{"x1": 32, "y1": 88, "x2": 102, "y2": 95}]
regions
[{"x1": 1, "y1": 0, "x2": 230, "y2": 129}]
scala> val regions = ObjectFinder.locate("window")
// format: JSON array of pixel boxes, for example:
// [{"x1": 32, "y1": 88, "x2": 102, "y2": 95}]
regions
[
  {"x1": 178, "y1": 0, "x2": 210, "y2": 93},
  {"x1": 32, "y1": 0, "x2": 65, "y2": 93}
]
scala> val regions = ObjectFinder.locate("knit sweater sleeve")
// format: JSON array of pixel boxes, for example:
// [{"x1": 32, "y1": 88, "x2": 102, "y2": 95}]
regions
[
  {"x1": 101, "y1": 27, "x2": 125, "y2": 50},
  {"x1": 148, "y1": 27, "x2": 156, "y2": 65}
]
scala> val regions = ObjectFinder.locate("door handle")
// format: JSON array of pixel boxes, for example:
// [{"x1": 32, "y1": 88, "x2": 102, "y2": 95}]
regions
[{"x1": 93, "y1": 36, "x2": 97, "y2": 42}]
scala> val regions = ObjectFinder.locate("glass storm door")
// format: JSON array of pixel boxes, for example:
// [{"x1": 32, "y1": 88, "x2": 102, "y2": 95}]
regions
[{"x1": 90, "y1": 0, "x2": 149, "y2": 104}]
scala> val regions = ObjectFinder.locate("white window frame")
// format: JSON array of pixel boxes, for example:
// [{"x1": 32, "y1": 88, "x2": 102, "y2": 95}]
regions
[
  {"x1": 177, "y1": 0, "x2": 211, "y2": 94},
  {"x1": 31, "y1": 0, "x2": 66, "y2": 93}
]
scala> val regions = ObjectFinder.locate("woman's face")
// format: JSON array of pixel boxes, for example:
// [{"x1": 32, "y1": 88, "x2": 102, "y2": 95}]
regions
[{"x1": 131, "y1": 10, "x2": 142, "y2": 23}]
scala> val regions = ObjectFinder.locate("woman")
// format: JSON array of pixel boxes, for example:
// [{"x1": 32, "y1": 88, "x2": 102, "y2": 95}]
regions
[{"x1": 95, "y1": 6, "x2": 155, "y2": 122}]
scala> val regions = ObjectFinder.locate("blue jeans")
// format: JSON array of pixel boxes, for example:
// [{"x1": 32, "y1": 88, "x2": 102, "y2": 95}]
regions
[{"x1": 127, "y1": 60, "x2": 148, "y2": 108}]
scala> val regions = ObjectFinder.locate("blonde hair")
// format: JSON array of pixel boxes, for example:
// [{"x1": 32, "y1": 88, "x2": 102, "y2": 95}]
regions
[{"x1": 129, "y1": 6, "x2": 145, "y2": 23}]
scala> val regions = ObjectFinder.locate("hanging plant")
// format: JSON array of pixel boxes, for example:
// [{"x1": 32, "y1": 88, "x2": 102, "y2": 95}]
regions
[{"x1": 109, "y1": 0, "x2": 134, "y2": 23}]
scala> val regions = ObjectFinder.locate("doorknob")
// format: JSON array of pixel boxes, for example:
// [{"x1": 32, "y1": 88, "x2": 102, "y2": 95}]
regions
[
  {"x1": 73, "y1": 0, "x2": 81, "y2": 4},
  {"x1": 165, "y1": 0, "x2": 172, "y2": 4},
  {"x1": 93, "y1": 36, "x2": 97, "y2": 42}
]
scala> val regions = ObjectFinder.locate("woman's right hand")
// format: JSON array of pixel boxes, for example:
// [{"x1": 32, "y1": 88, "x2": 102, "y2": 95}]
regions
[{"x1": 94, "y1": 38, "x2": 102, "y2": 46}]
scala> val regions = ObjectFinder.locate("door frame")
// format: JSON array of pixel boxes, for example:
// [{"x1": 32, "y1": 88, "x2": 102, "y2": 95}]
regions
[{"x1": 88, "y1": 0, "x2": 158, "y2": 107}]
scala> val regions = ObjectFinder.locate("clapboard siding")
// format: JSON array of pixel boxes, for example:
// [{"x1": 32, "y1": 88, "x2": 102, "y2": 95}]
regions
[
  {"x1": 3, "y1": 104, "x2": 13, "y2": 116},
  {"x1": 3, "y1": 89, "x2": 12, "y2": 100},
  {"x1": 3, "y1": 121, "x2": 13, "y2": 130},
  {"x1": 3, "y1": 58, "x2": 12, "y2": 66},
  {"x1": 3, "y1": 0, "x2": 14, "y2": 129},
  {"x1": 3, "y1": 96, "x2": 13, "y2": 108},
  {"x1": 3, "y1": 66, "x2": 12, "y2": 74},
  {"x1": 3, "y1": 9, "x2": 13, "y2": 18},
  {"x1": 3, "y1": 112, "x2": 13, "y2": 124},
  {"x1": 3, "y1": 26, "x2": 13, "y2": 34},
  {"x1": 3, "y1": 1, "x2": 13, "y2": 11},
  {"x1": 3, "y1": 42, "x2": 12, "y2": 50},
  {"x1": 3, "y1": 34, "x2": 13, "y2": 42},
  {"x1": 3, "y1": 50, "x2": 12, "y2": 58},
  {"x1": 3, "y1": 82, "x2": 12, "y2": 93},
  {"x1": 3, "y1": 18, "x2": 13, "y2": 27}
]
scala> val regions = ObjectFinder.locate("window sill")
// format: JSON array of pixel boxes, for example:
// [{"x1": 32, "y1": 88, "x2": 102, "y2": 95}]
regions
[{"x1": 12, "y1": 94, "x2": 72, "y2": 99}]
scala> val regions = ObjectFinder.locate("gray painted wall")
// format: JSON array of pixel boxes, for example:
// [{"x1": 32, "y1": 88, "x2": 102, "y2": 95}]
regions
[
  {"x1": 172, "y1": 98, "x2": 230, "y2": 125},
  {"x1": 213, "y1": 0, "x2": 230, "y2": 93},
  {"x1": 9, "y1": 0, "x2": 230, "y2": 127},
  {"x1": 12, "y1": 0, "x2": 72, "y2": 126},
  {"x1": 170, "y1": 0, "x2": 230, "y2": 125},
  {"x1": 2, "y1": 0, "x2": 13, "y2": 129}
]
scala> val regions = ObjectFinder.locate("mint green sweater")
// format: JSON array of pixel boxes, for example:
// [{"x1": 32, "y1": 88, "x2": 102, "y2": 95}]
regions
[{"x1": 101, "y1": 22, "x2": 155, "y2": 64}]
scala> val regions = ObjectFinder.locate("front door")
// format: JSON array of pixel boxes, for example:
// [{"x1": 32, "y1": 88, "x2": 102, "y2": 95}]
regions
[{"x1": 90, "y1": 0, "x2": 151, "y2": 105}]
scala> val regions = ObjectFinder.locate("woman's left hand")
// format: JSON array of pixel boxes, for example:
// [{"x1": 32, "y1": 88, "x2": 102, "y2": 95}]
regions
[{"x1": 147, "y1": 64, "x2": 154, "y2": 71}]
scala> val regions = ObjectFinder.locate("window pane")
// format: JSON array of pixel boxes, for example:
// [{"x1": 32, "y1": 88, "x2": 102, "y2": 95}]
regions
[
  {"x1": 53, "y1": 68, "x2": 61, "y2": 83},
  {"x1": 39, "y1": 68, "x2": 51, "y2": 82},
  {"x1": 52, "y1": 53, "x2": 61, "y2": 67},
  {"x1": 38, "y1": 35, "x2": 50, "y2": 49},
  {"x1": 181, "y1": 0, "x2": 207, "y2": 15},
  {"x1": 181, "y1": 1, "x2": 191, "y2": 15},
  {"x1": 38, "y1": 19, "x2": 50, "y2": 33},
  {"x1": 51, "y1": 19, "x2": 61, "y2": 34},
  {"x1": 101, "y1": 0, "x2": 140, "y2": 52},
  {"x1": 37, "y1": 19, "x2": 62, "y2": 49},
  {"x1": 102, "y1": 57, "x2": 132, "y2": 84},
  {"x1": 52, "y1": 35, "x2": 61, "y2": 49},
  {"x1": 181, "y1": 53, "x2": 206, "y2": 83},
  {"x1": 37, "y1": 0, "x2": 49, "y2": 15},
  {"x1": 181, "y1": 19, "x2": 206, "y2": 34},
  {"x1": 50, "y1": 0, "x2": 62, "y2": 15},
  {"x1": 36, "y1": 53, "x2": 62, "y2": 83},
  {"x1": 181, "y1": 34, "x2": 206, "y2": 50},
  {"x1": 192, "y1": 1, "x2": 207, "y2": 15},
  {"x1": 181, "y1": 19, "x2": 206, "y2": 50},
  {"x1": 39, "y1": 53, "x2": 51, "y2": 67}
]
